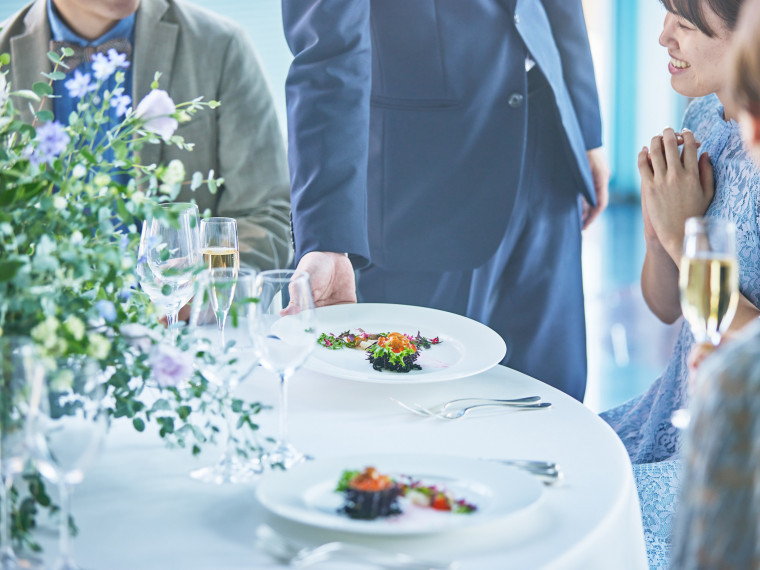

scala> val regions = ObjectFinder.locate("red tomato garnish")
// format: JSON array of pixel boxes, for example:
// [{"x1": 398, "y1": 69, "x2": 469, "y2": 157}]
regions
[{"x1": 431, "y1": 494, "x2": 450, "y2": 511}]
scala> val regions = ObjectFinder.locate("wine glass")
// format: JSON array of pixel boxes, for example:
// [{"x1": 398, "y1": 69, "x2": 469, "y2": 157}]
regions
[
  {"x1": 0, "y1": 337, "x2": 44, "y2": 570},
  {"x1": 251, "y1": 270, "x2": 317, "y2": 469},
  {"x1": 673, "y1": 216, "x2": 739, "y2": 428},
  {"x1": 200, "y1": 217, "x2": 239, "y2": 350},
  {"x1": 188, "y1": 268, "x2": 262, "y2": 483},
  {"x1": 26, "y1": 356, "x2": 107, "y2": 570},
  {"x1": 137, "y1": 203, "x2": 201, "y2": 343}
]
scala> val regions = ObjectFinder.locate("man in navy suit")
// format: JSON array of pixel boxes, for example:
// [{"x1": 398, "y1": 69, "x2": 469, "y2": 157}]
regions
[{"x1": 283, "y1": 0, "x2": 609, "y2": 401}]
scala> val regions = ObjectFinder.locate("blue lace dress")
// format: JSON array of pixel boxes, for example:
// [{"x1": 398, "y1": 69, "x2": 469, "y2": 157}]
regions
[{"x1": 600, "y1": 94, "x2": 760, "y2": 464}]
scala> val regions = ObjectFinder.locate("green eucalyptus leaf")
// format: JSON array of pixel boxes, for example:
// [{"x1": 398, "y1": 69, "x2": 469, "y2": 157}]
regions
[
  {"x1": 32, "y1": 82, "x2": 53, "y2": 98},
  {"x1": 34, "y1": 110, "x2": 54, "y2": 123},
  {"x1": 0, "y1": 260, "x2": 25, "y2": 282}
]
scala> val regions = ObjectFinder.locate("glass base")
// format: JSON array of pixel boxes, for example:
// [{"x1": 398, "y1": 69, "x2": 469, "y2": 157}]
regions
[
  {"x1": 264, "y1": 443, "x2": 309, "y2": 471},
  {"x1": 190, "y1": 454, "x2": 264, "y2": 484}
]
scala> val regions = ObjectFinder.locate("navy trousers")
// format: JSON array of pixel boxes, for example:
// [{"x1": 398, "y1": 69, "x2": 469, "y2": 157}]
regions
[{"x1": 357, "y1": 70, "x2": 587, "y2": 401}]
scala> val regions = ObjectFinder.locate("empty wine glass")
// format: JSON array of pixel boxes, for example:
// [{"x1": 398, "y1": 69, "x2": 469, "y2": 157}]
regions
[
  {"x1": 26, "y1": 356, "x2": 107, "y2": 570},
  {"x1": 251, "y1": 270, "x2": 317, "y2": 469},
  {"x1": 0, "y1": 337, "x2": 44, "y2": 570},
  {"x1": 137, "y1": 203, "x2": 201, "y2": 342},
  {"x1": 200, "y1": 217, "x2": 239, "y2": 350},
  {"x1": 188, "y1": 269, "x2": 262, "y2": 483},
  {"x1": 673, "y1": 216, "x2": 739, "y2": 429}
]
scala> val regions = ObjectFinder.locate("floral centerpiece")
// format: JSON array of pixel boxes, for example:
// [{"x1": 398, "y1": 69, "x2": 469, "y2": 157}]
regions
[{"x1": 0, "y1": 48, "x2": 264, "y2": 550}]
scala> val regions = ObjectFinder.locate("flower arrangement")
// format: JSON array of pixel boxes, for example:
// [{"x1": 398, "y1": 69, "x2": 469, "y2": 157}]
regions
[{"x1": 0, "y1": 47, "x2": 264, "y2": 550}]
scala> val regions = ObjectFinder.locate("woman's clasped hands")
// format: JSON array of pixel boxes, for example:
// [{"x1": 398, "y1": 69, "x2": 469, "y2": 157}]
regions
[{"x1": 638, "y1": 127, "x2": 715, "y2": 262}]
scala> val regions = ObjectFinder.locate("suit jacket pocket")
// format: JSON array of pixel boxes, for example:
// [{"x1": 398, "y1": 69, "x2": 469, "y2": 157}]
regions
[{"x1": 370, "y1": 0, "x2": 456, "y2": 102}]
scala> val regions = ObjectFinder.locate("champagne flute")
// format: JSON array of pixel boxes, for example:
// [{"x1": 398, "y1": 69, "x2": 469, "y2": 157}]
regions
[
  {"x1": 26, "y1": 356, "x2": 107, "y2": 570},
  {"x1": 137, "y1": 203, "x2": 201, "y2": 342},
  {"x1": 200, "y1": 217, "x2": 239, "y2": 350},
  {"x1": 251, "y1": 270, "x2": 317, "y2": 469},
  {"x1": 673, "y1": 216, "x2": 739, "y2": 428},
  {"x1": 188, "y1": 269, "x2": 262, "y2": 483},
  {"x1": 0, "y1": 337, "x2": 44, "y2": 570}
]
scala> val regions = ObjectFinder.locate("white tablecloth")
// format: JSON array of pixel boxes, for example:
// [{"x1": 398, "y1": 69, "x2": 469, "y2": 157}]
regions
[{"x1": 32, "y1": 363, "x2": 647, "y2": 569}]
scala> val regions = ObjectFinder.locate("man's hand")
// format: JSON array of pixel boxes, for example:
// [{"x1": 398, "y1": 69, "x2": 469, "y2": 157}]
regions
[
  {"x1": 293, "y1": 251, "x2": 357, "y2": 308},
  {"x1": 581, "y1": 147, "x2": 610, "y2": 229}
]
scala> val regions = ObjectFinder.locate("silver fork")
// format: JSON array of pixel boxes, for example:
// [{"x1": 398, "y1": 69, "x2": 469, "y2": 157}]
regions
[
  {"x1": 430, "y1": 402, "x2": 551, "y2": 419},
  {"x1": 255, "y1": 524, "x2": 459, "y2": 569},
  {"x1": 391, "y1": 398, "x2": 550, "y2": 419},
  {"x1": 390, "y1": 396, "x2": 541, "y2": 416}
]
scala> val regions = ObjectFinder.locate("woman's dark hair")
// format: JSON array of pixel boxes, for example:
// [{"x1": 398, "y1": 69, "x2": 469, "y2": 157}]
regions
[{"x1": 660, "y1": 0, "x2": 743, "y2": 36}]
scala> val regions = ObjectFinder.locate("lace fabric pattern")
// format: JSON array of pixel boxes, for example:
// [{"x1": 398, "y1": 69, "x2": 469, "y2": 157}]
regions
[{"x1": 600, "y1": 94, "x2": 760, "y2": 465}]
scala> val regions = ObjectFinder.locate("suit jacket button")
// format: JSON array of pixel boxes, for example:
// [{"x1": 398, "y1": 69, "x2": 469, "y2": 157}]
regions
[{"x1": 508, "y1": 93, "x2": 524, "y2": 108}]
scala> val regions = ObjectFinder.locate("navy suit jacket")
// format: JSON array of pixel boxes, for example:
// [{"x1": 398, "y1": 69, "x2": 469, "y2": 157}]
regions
[{"x1": 284, "y1": 0, "x2": 602, "y2": 271}]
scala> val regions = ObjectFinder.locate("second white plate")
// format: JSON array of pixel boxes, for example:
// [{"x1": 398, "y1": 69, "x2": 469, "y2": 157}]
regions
[
  {"x1": 306, "y1": 303, "x2": 506, "y2": 383},
  {"x1": 255, "y1": 453, "x2": 543, "y2": 535}
]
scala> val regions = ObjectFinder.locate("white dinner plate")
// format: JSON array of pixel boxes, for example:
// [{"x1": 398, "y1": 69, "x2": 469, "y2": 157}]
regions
[
  {"x1": 306, "y1": 303, "x2": 506, "y2": 383},
  {"x1": 255, "y1": 454, "x2": 543, "y2": 535}
]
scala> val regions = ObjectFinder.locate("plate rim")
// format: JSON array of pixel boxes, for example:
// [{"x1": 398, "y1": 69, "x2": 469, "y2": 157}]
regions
[
  {"x1": 305, "y1": 303, "x2": 507, "y2": 384},
  {"x1": 254, "y1": 452, "x2": 543, "y2": 536}
]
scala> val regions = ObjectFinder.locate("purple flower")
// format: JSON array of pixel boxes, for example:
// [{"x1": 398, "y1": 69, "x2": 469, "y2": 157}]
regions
[
  {"x1": 26, "y1": 121, "x2": 70, "y2": 167},
  {"x1": 64, "y1": 69, "x2": 96, "y2": 99},
  {"x1": 95, "y1": 299, "x2": 117, "y2": 323},
  {"x1": 135, "y1": 89, "x2": 178, "y2": 139},
  {"x1": 150, "y1": 343, "x2": 192, "y2": 388},
  {"x1": 110, "y1": 92, "x2": 131, "y2": 117}
]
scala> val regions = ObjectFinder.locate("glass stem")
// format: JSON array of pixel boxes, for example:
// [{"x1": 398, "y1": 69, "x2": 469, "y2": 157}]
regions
[
  {"x1": 58, "y1": 482, "x2": 74, "y2": 569},
  {"x1": 216, "y1": 311, "x2": 229, "y2": 352},
  {"x1": 278, "y1": 372, "x2": 289, "y2": 446},
  {"x1": 166, "y1": 308, "x2": 180, "y2": 344},
  {"x1": 222, "y1": 383, "x2": 236, "y2": 473},
  {"x1": 0, "y1": 474, "x2": 15, "y2": 565}
]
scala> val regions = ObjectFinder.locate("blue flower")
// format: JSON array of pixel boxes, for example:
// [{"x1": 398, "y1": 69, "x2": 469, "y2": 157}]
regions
[
  {"x1": 110, "y1": 92, "x2": 132, "y2": 117},
  {"x1": 27, "y1": 121, "x2": 70, "y2": 167},
  {"x1": 64, "y1": 69, "x2": 96, "y2": 99},
  {"x1": 95, "y1": 299, "x2": 118, "y2": 323},
  {"x1": 92, "y1": 49, "x2": 129, "y2": 81},
  {"x1": 107, "y1": 49, "x2": 130, "y2": 70}
]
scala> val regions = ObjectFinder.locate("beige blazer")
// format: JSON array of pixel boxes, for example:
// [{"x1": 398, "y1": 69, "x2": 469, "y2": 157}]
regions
[{"x1": 1, "y1": 0, "x2": 292, "y2": 270}]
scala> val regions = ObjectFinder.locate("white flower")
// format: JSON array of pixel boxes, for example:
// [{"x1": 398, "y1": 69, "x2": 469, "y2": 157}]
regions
[
  {"x1": 53, "y1": 195, "x2": 67, "y2": 210},
  {"x1": 163, "y1": 159, "x2": 185, "y2": 186},
  {"x1": 87, "y1": 333, "x2": 111, "y2": 360},
  {"x1": 71, "y1": 164, "x2": 87, "y2": 179},
  {"x1": 135, "y1": 90, "x2": 178, "y2": 139},
  {"x1": 71, "y1": 230, "x2": 84, "y2": 245},
  {"x1": 64, "y1": 315, "x2": 86, "y2": 341}
]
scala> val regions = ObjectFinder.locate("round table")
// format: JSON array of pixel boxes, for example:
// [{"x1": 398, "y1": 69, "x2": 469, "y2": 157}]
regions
[{"x1": 33, "y1": 362, "x2": 648, "y2": 569}]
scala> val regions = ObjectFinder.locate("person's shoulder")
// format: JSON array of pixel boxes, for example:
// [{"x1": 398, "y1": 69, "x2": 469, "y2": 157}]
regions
[
  {"x1": 0, "y1": 1, "x2": 38, "y2": 47},
  {"x1": 162, "y1": 0, "x2": 248, "y2": 43},
  {"x1": 683, "y1": 94, "x2": 721, "y2": 131}
]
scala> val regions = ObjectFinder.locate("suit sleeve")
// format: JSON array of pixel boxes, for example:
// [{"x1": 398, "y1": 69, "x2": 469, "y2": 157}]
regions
[
  {"x1": 541, "y1": 0, "x2": 602, "y2": 151},
  {"x1": 214, "y1": 26, "x2": 293, "y2": 271},
  {"x1": 282, "y1": 0, "x2": 371, "y2": 266}
]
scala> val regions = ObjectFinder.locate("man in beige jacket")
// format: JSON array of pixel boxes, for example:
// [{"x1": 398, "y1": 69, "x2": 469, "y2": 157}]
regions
[{"x1": 0, "y1": 0, "x2": 292, "y2": 271}]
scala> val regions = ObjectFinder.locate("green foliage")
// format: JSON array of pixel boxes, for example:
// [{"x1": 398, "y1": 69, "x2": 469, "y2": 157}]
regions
[{"x1": 0, "y1": 48, "x2": 253, "y2": 551}]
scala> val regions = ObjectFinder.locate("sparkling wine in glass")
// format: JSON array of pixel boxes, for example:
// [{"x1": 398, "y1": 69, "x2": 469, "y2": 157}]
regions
[
  {"x1": 251, "y1": 270, "x2": 317, "y2": 469},
  {"x1": 679, "y1": 217, "x2": 739, "y2": 346},
  {"x1": 137, "y1": 203, "x2": 201, "y2": 342},
  {"x1": 26, "y1": 356, "x2": 107, "y2": 570},
  {"x1": 672, "y1": 216, "x2": 739, "y2": 429},
  {"x1": 201, "y1": 217, "x2": 239, "y2": 350},
  {"x1": 0, "y1": 337, "x2": 44, "y2": 570},
  {"x1": 188, "y1": 269, "x2": 262, "y2": 483}
]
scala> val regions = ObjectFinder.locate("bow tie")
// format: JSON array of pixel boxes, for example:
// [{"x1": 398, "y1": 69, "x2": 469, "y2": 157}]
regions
[{"x1": 49, "y1": 38, "x2": 132, "y2": 73}]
